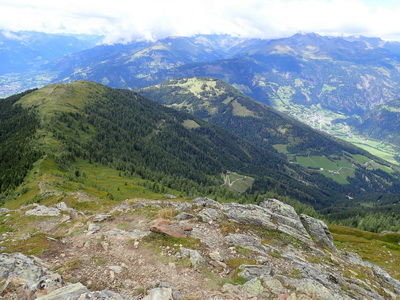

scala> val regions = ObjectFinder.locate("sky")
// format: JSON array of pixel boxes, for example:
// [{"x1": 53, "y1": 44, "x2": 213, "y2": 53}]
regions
[{"x1": 1, "y1": 0, "x2": 400, "y2": 44}]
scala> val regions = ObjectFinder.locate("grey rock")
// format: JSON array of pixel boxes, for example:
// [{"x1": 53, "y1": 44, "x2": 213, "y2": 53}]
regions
[
  {"x1": 109, "y1": 265, "x2": 123, "y2": 274},
  {"x1": 77, "y1": 290, "x2": 128, "y2": 299},
  {"x1": 0, "y1": 253, "x2": 47, "y2": 287},
  {"x1": 35, "y1": 282, "x2": 89, "y2": 299},
  {"x1": 222, "y1": 199, "x2": 313, "y2": 245},
  {"x1": 193, "y1": 197, "x2": 222, "y2": 209},
  {"x1": 176, "y1": 212, "x2": 195, "y2": 220},
  {"x1": 237, "y1": 264, "x2": 273, "y2": 281},
  {"x1": 56, "y1": 202, "x2": 69, "y2": 211},
  {"x1": 87, "y1": 223, "x2": 101, "y2": 234},
  {"x1": 143, "y1": 287, "x2": 174, "y2": 300},
  {"x1": 28, "y1": 273, "x2": 64, "y2": 298},
  {"x1": 209, "y1": 251, "x2": 223, "y2": 262},
  {"x1": 147, "y1": 281, "x2": 172, "y2": 289},
  {"x1": 174, "y1": 202, "x2": 193, "y2": 211},
  {"x1": 300, "y1": 214, "x2": 338, "y2": 252},
  {"x1": 0, "y1": 208, "x2": 10, "y2": 214},
  {"x1": 198, "y1": 208, "x2": 220, "y2": 223},
  {"x1": 93, "y1": 213, "x2": 112, "y2": 222},
  {"x1": 180, "y1": 247, "x2": 206, "y2": 270},
  {"x1": 25, "y1": 205, "x2": 61, "y2": 217}
]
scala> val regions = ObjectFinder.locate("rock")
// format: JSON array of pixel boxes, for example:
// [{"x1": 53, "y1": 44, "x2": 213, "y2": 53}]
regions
[
  {"x1": 180, "y1": 247, "x2": 206, "y2": 270},
  {"x1": 0, "y1": 208, "x2": 10, "y2": 214},
  {"x1": 77, "y1": 290, "x2": 128, "y2": 299},
  {"x1": 150, "y1": 220, "x2": 192, "y2": 238},
  {"x1": 237, "y1": 264, "x2": 273, "y2": 281},
  {"x1": 35, "y1": 282, "x2": 89, "y2": 299},
  {"x1": 300, "y1": 214, "x2": 338, "y2": 252},
  {"x1": 55, "y1": 202, "x2": 69, "y2": 211},
  {"x1": 87, "y1": 223, "x2": 101, "y2": 234},
  {"x1": 222, "y1": 199, "x2": 313, "y2": 245},
  {"x1": 198, "y1": 208, "x2": 220, "y2": 223},
  {"x1": 93, "y1": 213, "x2": 112, "y2": 222},
  {"x1": 28, "y1": 273, "x2": 63, "y2": 298},
  {"x1": 241, "y1": 278, "x2": 264, "y2": 297},
  {"x1": 175, "y1": 212, "x2": 195, "y2": 220},
  {"x1": 174, "y1": 202, "x2": 193, "y2": 211},
  {"x1": 164, "y1": 194, "x2": 177, "y2": 199},
  {"x1": 143, "y1": 287, "x2": 174, "y2": 300},
  {"x1": 147, "y1": 281, "x2": 172, "y2": 289},
  {"x1": 25, "y1": 205, "x2": 61, "y2": 217},
  {"x1": 221, "y1": 278, "x2": 264, "y2": 298},
  {"x1": 109, "y1": 265, "x2": 123, "y2": 274},
  {"x1": 209, "y1": 251, "x2": 223, "y2": 262},
  {"x1": 193, "y1": 197, "x2": 222, "y2": 209},
  {"x1": 0, "y1": 253, "x2": 47, "y2": 287}
]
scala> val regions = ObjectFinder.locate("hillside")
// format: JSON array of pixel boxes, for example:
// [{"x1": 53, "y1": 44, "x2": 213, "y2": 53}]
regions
[
  {"x1": 347, "y1": 99, "x2": 400, "y2": 150},
  {"x1": 1, "y1": 80, "x2": 347, "y2": 208}
]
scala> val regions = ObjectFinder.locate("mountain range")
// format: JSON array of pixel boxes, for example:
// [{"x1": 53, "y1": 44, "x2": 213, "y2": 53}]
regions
[{"x1": 2, "y1": 32, "x2": 400, "y2": 163}]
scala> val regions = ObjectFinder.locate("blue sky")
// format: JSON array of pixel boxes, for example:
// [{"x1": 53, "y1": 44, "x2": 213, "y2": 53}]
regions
[{"x1": 1, "y1": 0, "x2": 400, "y2": 43}]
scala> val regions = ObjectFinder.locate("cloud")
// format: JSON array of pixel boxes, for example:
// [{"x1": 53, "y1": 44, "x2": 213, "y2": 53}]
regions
[{"x1": 1, "y1": 0, "x2": 400, "y2": 43}]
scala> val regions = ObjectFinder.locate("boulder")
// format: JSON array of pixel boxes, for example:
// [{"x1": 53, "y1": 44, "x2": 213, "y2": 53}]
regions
[
  {"x1": 198, "y1": 208, "x2": 220, "y2": 223},
  {"x1": 35, "y1": 282, "x2": 89, "y2": 299},
  {"x1": 180, "y1": 247, "x2": 206, "y2": 270},
  {"x1": 300, "y1": 214, "x2": 338, "y2": 252},
  {"x1": 150, "y1": 220, "x2": 192, "y2": 238},
  {"x1": 222, "y1": 199, "x2": 313, "y2": 245},
  {"x1": 193, "y1": 197, "x2": 222, "y2": 209},
  {"x1": 237, "y1": 264, "x2": 273, "y2": 281},
  {"x1": 175, "y1": 212, "x2": 195, "y2": 220},
  {"x1": 93, "y1": 213, "x2": 112, "y2": 222},
  {"x1": 143, "y1": 287, "x2": 175, "y2": 300},
  {"x1": 25, "y1": 205, "x2": 61, "y2": 217},
  {"x1": 0, "y1": 253, "x2": 47, "y2": 287}
]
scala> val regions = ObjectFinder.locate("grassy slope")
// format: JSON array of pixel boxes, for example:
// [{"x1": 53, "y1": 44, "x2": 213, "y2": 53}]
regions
[{"x1": 331, "y1": 225, "x2": 400, "y2": 281}]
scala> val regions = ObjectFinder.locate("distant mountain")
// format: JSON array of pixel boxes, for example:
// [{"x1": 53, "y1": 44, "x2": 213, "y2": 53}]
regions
[
  {"x1": 3, "y1": 33, "x2": 400, "y2": 164},
  {"x1": 40, "y1": 33, "x2": 400, "y2": 114},
  {"x1": 0, "y1": 31, "x2": 100, "y2": 75}
]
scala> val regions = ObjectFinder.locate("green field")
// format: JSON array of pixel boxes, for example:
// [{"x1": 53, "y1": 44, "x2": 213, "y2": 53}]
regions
[
  {"x1": 296, "y1": 155, "x2": 355, "y2": 184},
  {"x1": 221, "y1": 171, "x2": 254, "y2": 193}
]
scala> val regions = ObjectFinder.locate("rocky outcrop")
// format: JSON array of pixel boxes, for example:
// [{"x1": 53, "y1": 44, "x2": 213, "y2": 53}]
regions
[
  {"x1": 1, "y1": 197, "x2": 399, "y2": 299},
  {"x1": 300, "y1": 214, "x2": 338, "y2": 252},
  {"x1": 25, "y1": 205, "x2": 61, "y2": 217},
  {"x1": 221, "y1": 200, "x2": 313, "y2": 245}
]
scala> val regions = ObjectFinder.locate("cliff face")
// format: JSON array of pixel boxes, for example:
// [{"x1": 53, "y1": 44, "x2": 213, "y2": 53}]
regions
[{"x1": 1, "y1": 197, "x2": 399, "y2": 299}]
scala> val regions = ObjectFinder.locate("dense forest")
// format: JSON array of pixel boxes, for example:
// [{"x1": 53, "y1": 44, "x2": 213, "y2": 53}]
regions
[{"x1": 0, "y1": 89, "x2": 41, "y2": 203}]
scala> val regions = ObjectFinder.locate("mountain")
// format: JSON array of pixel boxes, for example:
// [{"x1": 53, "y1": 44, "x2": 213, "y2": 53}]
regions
[
  {"x1": 0, "y1": 80, "x2": 346, "y2": 208},
  {"x1": 32, "y1": 33, "x2": 400, "y2": 164},
  {"x1": 348, "y1": 99, "x2": 400, "y2": 149},
  {"x1": 0, "y1": 31, "x2": 100, "y2": 75},
  {"x1": 139, "y1": 77, "x2": 399, "y2": 186},
  {"x1": 1, "y1": 80, "x2": 400, "y2": 226}
]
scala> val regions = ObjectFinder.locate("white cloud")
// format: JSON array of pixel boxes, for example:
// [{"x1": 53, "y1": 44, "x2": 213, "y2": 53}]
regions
[{"x1": 1, "y1": 0, "x2": 400, "y2": 43}]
